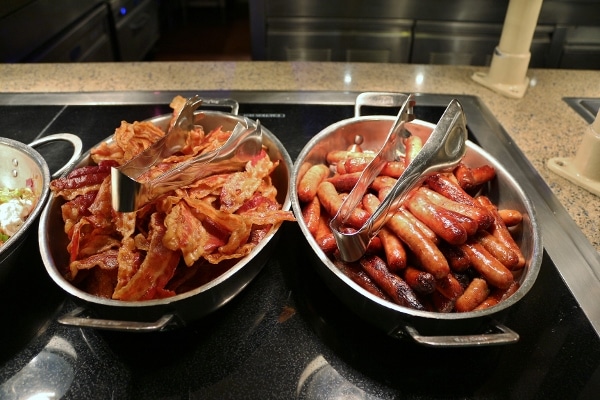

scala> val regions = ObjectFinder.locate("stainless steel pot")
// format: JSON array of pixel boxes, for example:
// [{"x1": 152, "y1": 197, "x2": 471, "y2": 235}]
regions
[
  {"x1": 290, "y1": 92, "x2": 543, "y2": 347},
  {"x1": 0, "y1": 134, "x2": 82, "y2": 283},
  {"x1": 39, "y1": 99, "x2": 293, "y2": 332}
]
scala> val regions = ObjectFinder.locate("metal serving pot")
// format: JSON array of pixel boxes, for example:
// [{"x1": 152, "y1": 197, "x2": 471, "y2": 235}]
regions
[
  {"x1": 290, "y1": 92, "x2": 543, "y2": 347},
  {"x1": 0, "y1": 134, "x2": 82, "y2": 284},
  {"x1": 39, "y1": 99, "x2": 293, "y2": 332}
]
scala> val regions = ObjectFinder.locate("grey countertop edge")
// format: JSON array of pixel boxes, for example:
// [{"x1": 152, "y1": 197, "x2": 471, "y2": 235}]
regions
[{"x1": 0, "y1": 61, "x2": 598, "y2": 252}]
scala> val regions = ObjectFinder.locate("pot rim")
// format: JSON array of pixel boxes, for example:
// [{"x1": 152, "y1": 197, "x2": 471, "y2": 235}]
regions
[
  {"x1": 291, "y1": 115, "x2": 543, "y2": 322},
  {"x1": 39, "y1": 111, "x2": 293, "y2": 309}
]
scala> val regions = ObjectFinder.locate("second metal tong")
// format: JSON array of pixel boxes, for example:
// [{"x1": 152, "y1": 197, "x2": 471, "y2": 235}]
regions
[
  {"x1": 330, "y1": 97, "x2": 468, "y2": 262},
  {"x1": 111, "y1": 97, "x2": 263, "y2": 212}
]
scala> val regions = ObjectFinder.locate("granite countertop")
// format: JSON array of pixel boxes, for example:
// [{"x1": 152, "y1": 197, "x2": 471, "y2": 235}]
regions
[{"x1": 1, "y1": 61, "x2": 599, "y2": 251}]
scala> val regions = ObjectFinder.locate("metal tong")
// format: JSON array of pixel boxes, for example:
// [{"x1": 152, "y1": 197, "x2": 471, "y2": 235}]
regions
[
  {"x1": 330, "y1": 98, "x2": 468, "y2": 262},
  {"x1": 111, "y1": 97, "x2": 263, "y2": 212}
]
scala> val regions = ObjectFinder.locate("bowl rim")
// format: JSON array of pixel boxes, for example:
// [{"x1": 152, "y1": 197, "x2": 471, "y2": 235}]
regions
[{"x1": 0, "y1": 137, "x2": 50, "y2": 260}]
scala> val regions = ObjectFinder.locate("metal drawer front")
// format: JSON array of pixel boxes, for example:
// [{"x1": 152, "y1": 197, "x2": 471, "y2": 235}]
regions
[
  {"x1": 411, "y1": 21, "x2": 552, "y2": 67},
  {"x1": 26, "y1": 4, "x2": 115, "y2": 62},
  {"x1": 115, "y1": 0, "x2": 159, "y2": 61},
  {"x1": 267, "y1": 17, "x2": 413, "y2": 63}
]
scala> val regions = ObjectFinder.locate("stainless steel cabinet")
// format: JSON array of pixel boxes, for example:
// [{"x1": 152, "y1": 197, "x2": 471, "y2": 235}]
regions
[
  {"x1": 411, "y1": 21, "x2": 553, "y2": 67},
  {"x1": 267, "y1": 18, "x2": 412, "y2": 62},
  {"x1": 26, "y1": 4, "x2": 115, "y2": 62},
  {"x1": 251, "y1": 0, "x2": 600, "y2": 69}
]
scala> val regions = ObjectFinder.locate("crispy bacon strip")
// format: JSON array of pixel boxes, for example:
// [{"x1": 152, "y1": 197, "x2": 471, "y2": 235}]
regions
[
  {"x1": 112, "y1": 213, "x2": 180, "y2": 301},
  {"x1": 163, "y1": 201, "x2": 208, "y2": 266}
]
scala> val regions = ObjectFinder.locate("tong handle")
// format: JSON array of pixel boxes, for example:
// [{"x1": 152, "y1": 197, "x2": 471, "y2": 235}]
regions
[
  {"x1": 146, "y1": 119, "x2": 262, "y2": 196},
  {"x1": 112, "y1": 119, "x2": 263, "y2": 212},
  {"x1": 332, "y1": 99, "x2": 468, "y2": 262},
  {"x1": 333, "y1": 94, "x2": 415, "y2": 230},
  {"x1": 119, "y1": 97, "x2": 240, "y2": 179}
]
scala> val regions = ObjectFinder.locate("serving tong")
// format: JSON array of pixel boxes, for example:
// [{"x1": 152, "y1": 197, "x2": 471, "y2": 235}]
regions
[
  {"x1": 330, "y1": 97, "x2": 468, "y2": 262},
  {"x1": 111, "y1": 96, "x2": 263, "y2": 212}
]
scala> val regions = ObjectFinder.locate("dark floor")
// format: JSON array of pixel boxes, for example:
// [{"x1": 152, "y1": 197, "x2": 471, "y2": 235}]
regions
[{"x1": 148, "y1": 1, "x2": 252, "y2": 61}]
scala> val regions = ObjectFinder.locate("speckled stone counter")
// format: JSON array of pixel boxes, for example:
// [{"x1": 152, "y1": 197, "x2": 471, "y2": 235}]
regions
[{"x1": 1, "y1": 61, "x2": 599, "y2": 251}]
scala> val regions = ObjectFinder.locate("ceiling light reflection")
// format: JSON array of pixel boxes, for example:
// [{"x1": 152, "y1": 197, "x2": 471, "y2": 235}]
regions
[
  {"x1": 415, "y1": 73, "x2": 424, "y2": 86},
  {"x1": 344, "y1": 72, "x2": 352, "y2": 85}
]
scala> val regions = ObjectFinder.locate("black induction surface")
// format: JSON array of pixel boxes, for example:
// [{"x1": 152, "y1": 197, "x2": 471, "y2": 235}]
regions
[{"x1": 0, "y1": 93, "x2": 598, "y2": 399}]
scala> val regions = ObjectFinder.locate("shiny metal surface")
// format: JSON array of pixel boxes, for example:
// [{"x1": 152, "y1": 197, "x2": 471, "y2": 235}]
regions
[
  {"x1": 331, "y1": 98, "x2": 468, "y2": 263},
  {"x1": 291, "y1": 97, "x2": 542, "y2": 346},
  {"x1": 112, "y1": 97, "x2": 260, "y2": 212},
  {"x1": 253, "y1": 0, "x2": 600, "y2": 67},
  {"x1": 0, "y1": 134, "x2": 81, "y2": 283},
  {"x1": 0, "y1": 0, "x2": 109, "y2": 62},
  {"x1": 38, "y1": 107, "x2": 293, "y2": 331},
  {"x1": 2, "y1": 90, "x2": 599, "y2": 337}
]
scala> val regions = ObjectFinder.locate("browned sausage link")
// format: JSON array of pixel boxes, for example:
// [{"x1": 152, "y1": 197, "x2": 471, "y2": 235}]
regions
[
  {"x1": 316, "y1": 233, "x2": 338, "y2": 254},
  {"x1": 378, "y1": 227, "x2": 407, "y2": 272},
  {"x1": 419, "y1": 186, "x2": 493, "y2": 230},
  {"x1": 405, "y1": 191, "x2": 468, "y2": 245},
  {"x1": 477, "y1": 281, "x2": 519, "y2": 310},
  {"x1": 301, "y1": 196, "x2": 322, "y2": 237},
  {"x1": 398, "y1": 208, "x2": 439, "y2": 245},
  {"x1": 380, "y1": 162, "x2": 406, "y2": 178},
  {"x1": 431, "y1": 290, "x2": 455, "y2": 312},
  {"x1": 298, "y1": 164, "x2": 331, "y2": 203},
  {"x1": 367, "y1": 235, "x2": 383, "y2": 253},
  {"x1": 362, "y1": 193, "x2": 450, "y2": 279},
  {"x1": 297, "y1": 162, "x2": 313, "y2": 184},
  {"x1": 497, "y1": 208, "x2": 523, "y2": 227},
  {"x1": 404, "y1": 135, "x2": 423, "y2": 167},
  {"x1": 426, "y1": 173, "x2": 477, "y2": 206},
  {"x1": 460, "y1": 242, "x2": 514, "y2": 289},
  {"x1": 469, "y1": 164, "x2": 496, "y2": 186},
  {"x1": 341, "y1": 156, "x2": 375, "y2": 174},
  {"x1": 435, "y1": 272, "x2": 465, "y2": 301},
  {"x1": 359, "y1": 254, "x2": 425, "y2": 310},
  {"x1": 402, "y1": 266, "x2": 436, "y2": 294},
  {"x1": 445, "y1": 209, "x2": 479, "y2": 236},
  {"x1": 361, "y1": 192, "x2": 382, "y2": 215},
  {"x1": 453, "y1": 163, "x2": 476, "y2": 190},
  {"x1": 335, "y1": 161, "x2": 346, "y2": 175},
  {"x1": 455, "y1": 278, "x2": 490, "y2": 312},
  {"x1": 474, "y1": 280, "x2": 520, "y2": 310},
  {"x1": 313, "y1": 214, "x2": 337, "y2": 254},
  {"x1": 334, "y1": 260, "x2": 391, "y2": 301},
  {"x1": 317, "y1": 181, "x2": 369, "y2": 229},
  {"x1": 388, "y1": 210, "x2": 450, "y2": 279},
  {"x1": 475, "y1": 196, "x2": 526, "y2": 270},
  {"x1": 371, "y1": 175, "x2": 397, "y2": 193},
  {"x1": 326, "y1": 172, "x2": 362, "y2": 193},
  {"x1": 438, "y1": 242, "x2": 471, "y2": 272},
  {"x1": 473, "y1": 231, "x2": 519, "y2": 269},
  {"x1": 326, "y1": 150, "x2": 366, "y2": 165}
]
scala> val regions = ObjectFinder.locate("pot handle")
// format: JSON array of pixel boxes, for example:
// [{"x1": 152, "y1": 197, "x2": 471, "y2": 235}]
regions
[
  {"x1": 196, "y1": 97, "x2": 240, "y2": 115},
  {"x1": 57, "y1": 307, "x2": 177, "y2": 332},
  {"x1": 354, "y1": 92, "x2": 412, "y2": 118},
  {"x1": 401, "y1": 322, "x2": 519, "y2": 347},
  {"x1": 29, "y1": 133, "x2": 83, "y2": 179}
]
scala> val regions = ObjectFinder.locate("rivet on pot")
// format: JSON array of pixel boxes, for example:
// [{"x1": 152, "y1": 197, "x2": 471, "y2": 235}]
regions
[
  {"x1": 12, "y1": 158, "x2": 19, "y2": 167},
  {"x1": 12, "y1": 169, "x2": 18, "y2": 177}
]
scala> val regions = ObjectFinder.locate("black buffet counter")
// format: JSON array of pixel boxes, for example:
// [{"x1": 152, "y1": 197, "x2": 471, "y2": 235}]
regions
[{"x1": 0, "y1": 91, "x2": 598, "y2": 399}]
